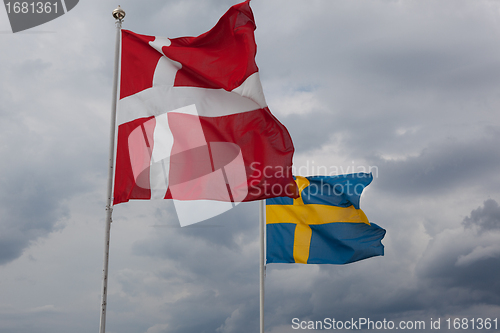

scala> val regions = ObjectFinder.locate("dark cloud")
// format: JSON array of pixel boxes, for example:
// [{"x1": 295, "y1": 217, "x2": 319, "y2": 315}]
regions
[
  {"x1": 367, "y1": 133, "x2": 500, "y2": 197},
  {"x1": 463, "y1": 199, "x2": 500, "y2": 232},
  {"x1": 0, "y1": 135, "x2": 98, "y2": 264},
  {"x1": 132, "y1": 202, "x2": 259, "y2": 258},
  {"x1": 0, "y1": 29, "x2": 109, "y2": 265},
  {"x1": 122, "y1": 202, "x2": 263, "y2": 332},
  {"x1": 415, "y1": 200, "x2": 500, "y2": 310}
]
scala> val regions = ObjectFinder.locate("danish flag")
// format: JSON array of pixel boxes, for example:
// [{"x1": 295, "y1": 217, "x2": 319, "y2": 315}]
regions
[{"x1": 113, "y1": 1, "x2": 297, "y2": 224}]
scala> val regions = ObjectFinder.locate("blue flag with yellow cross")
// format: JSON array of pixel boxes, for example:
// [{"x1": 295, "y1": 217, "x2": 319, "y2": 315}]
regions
[{"x1": 266, "y1": 173, "x2": 385, "y2": 264}]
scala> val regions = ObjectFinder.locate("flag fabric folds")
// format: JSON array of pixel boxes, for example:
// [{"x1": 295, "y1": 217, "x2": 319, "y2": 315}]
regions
[
  {"x1": 266, "y1": 173, "x2": 386, "y2": 265},
  {"x1": 113, "y1": 0, "x2": 297, "y2": 206}
]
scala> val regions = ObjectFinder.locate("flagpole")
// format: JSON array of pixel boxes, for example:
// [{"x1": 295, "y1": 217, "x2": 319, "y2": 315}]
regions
[
  {"x1": 259, "y1": 199, "x2": 265, "y2": 333},
  {"x1": 99, "y1": 6, "x2": 125, "y2": 333}
]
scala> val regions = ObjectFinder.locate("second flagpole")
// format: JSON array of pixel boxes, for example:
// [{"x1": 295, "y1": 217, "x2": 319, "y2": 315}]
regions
[{"x1": 259, "y1": 199, "x2": 265, "y2": 333}]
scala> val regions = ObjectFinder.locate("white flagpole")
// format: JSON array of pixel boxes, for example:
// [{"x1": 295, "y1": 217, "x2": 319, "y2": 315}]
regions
[
  {"x1": 259, "y1": 199, "x2": 265, "y2": 333},
  {"x1": 99, "y1": 6, "x2": 125, "y2": 333}
]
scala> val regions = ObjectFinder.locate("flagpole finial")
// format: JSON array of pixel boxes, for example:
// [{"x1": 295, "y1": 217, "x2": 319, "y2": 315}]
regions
[{"x1": 112, "y1": 5, "x2": 125, "y2": 21}]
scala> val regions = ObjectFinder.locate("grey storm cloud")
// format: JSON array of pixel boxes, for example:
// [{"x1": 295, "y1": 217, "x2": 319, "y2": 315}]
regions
[
  {"x1": 110, "y1": 202, "x2": 263, "y2": 333},
  {"x1": 368, "y1": 133, "x2": 500, "y2": 197},
  {"x1": 0, "y1": 57, "x2": 103, "y2": 265},
  {"x1": 463, "y1": 199, "x2": 500, "y2": 232},
  {"x1": 0, "y1": 107, "x2": 62, "y2": 265},
  {"x1": 416, "y1": 199, "x2": 500, "y2": 307}
]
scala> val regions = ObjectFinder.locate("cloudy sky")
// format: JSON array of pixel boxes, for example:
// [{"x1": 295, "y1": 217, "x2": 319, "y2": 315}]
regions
[{"x1": 1, "y1": 0, "x2": 500, "y2": 332}]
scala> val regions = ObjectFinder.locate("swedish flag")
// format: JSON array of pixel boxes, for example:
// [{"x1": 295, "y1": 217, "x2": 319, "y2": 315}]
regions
[{"x1": 266, "y1": 173, "x2": 385, "y2": 264}]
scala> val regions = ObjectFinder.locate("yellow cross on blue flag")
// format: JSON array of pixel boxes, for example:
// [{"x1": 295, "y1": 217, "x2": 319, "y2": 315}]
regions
[{"x1": 266, "y1": 173, "x2": 385, "y2": 264}]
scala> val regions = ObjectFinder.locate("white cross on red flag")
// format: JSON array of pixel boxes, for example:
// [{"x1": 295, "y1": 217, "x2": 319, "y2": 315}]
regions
[{"x1": 113, "y1": 1, "x2": 298, "y2": 224}]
